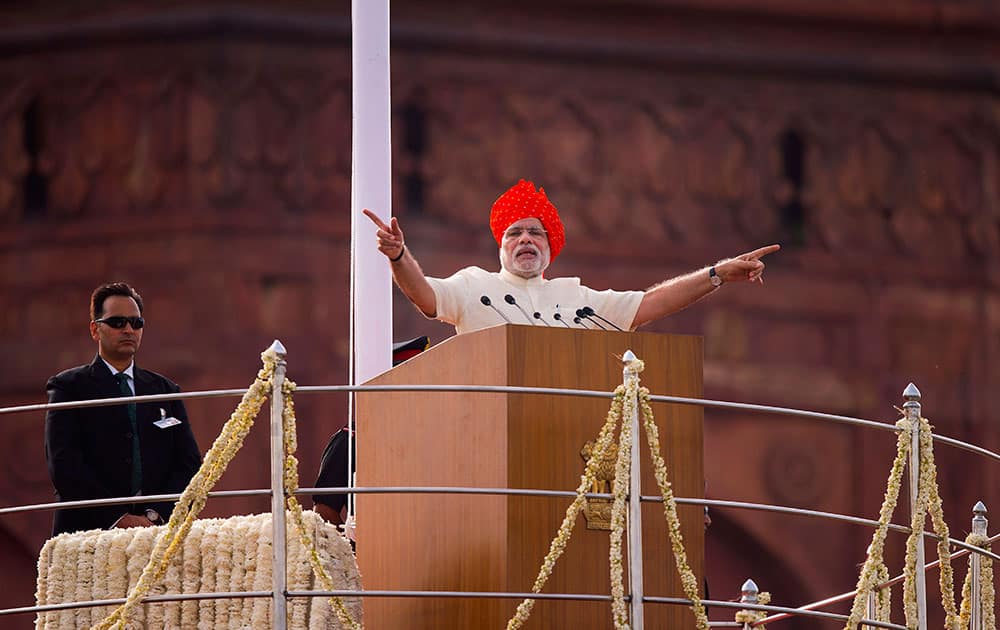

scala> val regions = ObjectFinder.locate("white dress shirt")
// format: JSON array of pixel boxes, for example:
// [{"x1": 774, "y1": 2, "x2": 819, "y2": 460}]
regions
[{"x1": 101, "y1": 359, "x2": 135, "y2": 394}]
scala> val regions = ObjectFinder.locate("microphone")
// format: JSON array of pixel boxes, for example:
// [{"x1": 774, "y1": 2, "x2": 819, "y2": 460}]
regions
[
  {"x1": 504, "y1": 294, "x2": 536, "y2": 325},
  {"x1": 480, "y1": 296, "x2": 512, "y2": 324},
  {"x1": 533, "y1": 312, "x2": 551, "y2": 326},
  {"x1": 583, "y1": 306, "x2": 623, "y2": 332},
  {"x1": 573, "y1": 316, "x2": 592, "y2": 329},
  {"x1": 552, "y1": 313, "x2": 572, "y2": 328},
  {"x1": 576, "y1": 308, "x2": 608, "y2": 330}
]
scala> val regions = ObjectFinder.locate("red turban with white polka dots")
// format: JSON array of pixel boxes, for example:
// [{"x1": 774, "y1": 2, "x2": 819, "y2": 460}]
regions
[{"x1": 489, "y1": 179, "x2": 566, "y2": 260}]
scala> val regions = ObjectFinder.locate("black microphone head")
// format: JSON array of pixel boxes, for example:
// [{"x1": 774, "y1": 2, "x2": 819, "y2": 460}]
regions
[
  {"x1": 583, "y1": 306, "x2": 595, "y2": 316},
  {"x1": 576, "y1": 308, "x2": 587, "y2": 318},
  {"x1": 574, "y1": 317, "x2": 582, "y2": 324},
  {"x1": 504, "y1": 294, "x2": 516, "y2": 305},
  {"x1": 553, "y1": 313, "x2": 563, "y2": 320},
  {"x1": 480, "y1": 295, "x2": 492, "y2": 306},
  {"x1": 533, "y1": 312, "x2": 542, "y2": 319}
]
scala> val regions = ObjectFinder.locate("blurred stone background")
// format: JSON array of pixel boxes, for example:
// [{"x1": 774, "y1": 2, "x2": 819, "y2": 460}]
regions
[{"x1": 1, "y1": 1, "x2": 999, "y2": 627}]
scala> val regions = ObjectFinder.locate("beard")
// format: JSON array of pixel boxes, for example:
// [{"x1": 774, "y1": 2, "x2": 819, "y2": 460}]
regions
[{"x1": 501, "y1": 244, "x2": 549, "y2": 279}]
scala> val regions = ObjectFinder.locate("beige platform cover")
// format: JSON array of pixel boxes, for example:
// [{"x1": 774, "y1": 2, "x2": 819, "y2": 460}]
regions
[{"x1": 35, "y1": 510, "x2": 362, "y2": 629}]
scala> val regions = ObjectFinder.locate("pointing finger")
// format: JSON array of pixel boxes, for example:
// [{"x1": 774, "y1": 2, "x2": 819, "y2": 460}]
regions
[
  {"x1": 739, "y1": 244, "x2": 781, "y2": 261},
  {"x1": 363, "y1": 209, "x2": 389, "y2": 231}
]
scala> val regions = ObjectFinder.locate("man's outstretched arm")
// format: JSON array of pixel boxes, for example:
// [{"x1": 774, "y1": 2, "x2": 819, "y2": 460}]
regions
[
  {"x1": 363, "y1": 209, "x2": 438, "y2": 317},
  {"x1": 632, "y1": 244, "x2": 780, "y2": 329}
]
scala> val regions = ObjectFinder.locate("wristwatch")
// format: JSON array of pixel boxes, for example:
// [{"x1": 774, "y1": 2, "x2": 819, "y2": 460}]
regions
[
  {"x1": 144, "y1": 508, "x2": 164, "y2": 525},
  {"x1": 709, "y1": 266, "x2": 722, "y2": 288}
]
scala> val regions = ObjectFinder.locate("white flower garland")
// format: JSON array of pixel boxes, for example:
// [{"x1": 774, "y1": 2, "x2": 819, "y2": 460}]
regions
[
  {"x1": 902, "y1": 416, "x2": 959, "y2": 630},
  {"x1": 734, "y1": 590, "x2": 771, "y2": 627},
  {"x1": 506, "y1": 356, "x2": 708, "y2": 629},
  {"x1": 608, "y1": 378, "x2": 634, "y2": 630},
  {"x1": 249, "y1": 520, "x2": 273, "y2": 629},
  {"x1": 844, "y1": 418, "x2": 910, "y2": 629},
  {"x1": 36, "y1": 511, "x2": 360, "y2": 629},
  {"x1": 874, "y1": 563, "x2": 892, "y2": 624},
  {"x1": 213, "y1": 515, "x2": 234, "y2": 627},
  {"x1": 637, "y1": 384, "x2": 708, "y2": 629},
  {"x1": 959, "y1": 533, "x2": 996, "y2": 630},
  {"x1": 91, "y1": 532, "x2": 114, "y2": 626},
  {"x1": 160, "y1": 538, "x2": 182, "y2": 628},
  {"x1": 198, "y1": 525, "x2": 218, "y2": 630},
  {"x1": 846, "y1": 415, "x2": 963, "y2": 630},
  {"x1": 506, "y1": 385, "x2": 626, "y2": 630}
]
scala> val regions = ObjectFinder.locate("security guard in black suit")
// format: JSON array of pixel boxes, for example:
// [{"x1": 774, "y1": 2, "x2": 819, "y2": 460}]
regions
[{"x1": 44, "y1": 282, "x2": 201, "y2": 536}]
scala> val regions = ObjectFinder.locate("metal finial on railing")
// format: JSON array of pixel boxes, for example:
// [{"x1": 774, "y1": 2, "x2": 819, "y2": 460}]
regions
[
  {"x1": 267, "y1": 339, "x2": 288, "y2": 359},
  {"x1": 973, "y1": 501, "x2": 988, "y2": 536},
  {"x1": 738, "y1": 579, "x2": 760, "y2": 630},
  {"x1": 621, "y1": 350, "x2": 639, "y2": 377},
  {"x1": 902, "y1": 382, "x2": 921, "y2": 405},
  {"x1": 739, "y1": 579, "x2": 759, "y2": 630}
]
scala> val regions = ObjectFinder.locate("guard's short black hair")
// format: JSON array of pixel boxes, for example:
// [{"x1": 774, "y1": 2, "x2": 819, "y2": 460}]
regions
[{"x1": 90, "y1": 282, "x2": 144, "y2": 321}]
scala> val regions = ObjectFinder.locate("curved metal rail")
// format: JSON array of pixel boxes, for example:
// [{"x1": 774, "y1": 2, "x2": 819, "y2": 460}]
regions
[
  {"x1": 2, "y1": 591, "x2": 907, "y2": 629},
  {"x1": 3, "y1": 378, "x2": 996, "y2": 627},
  {"x1": 4, "y1": 383, "x2": 995, "y2": 461}
]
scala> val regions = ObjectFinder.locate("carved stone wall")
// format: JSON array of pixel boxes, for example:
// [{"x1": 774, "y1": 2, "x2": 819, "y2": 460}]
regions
[
  {"x1": 1, "y1": 1, "x2": 999, "y2": 628},
  {"x1": 390, "y1": 33, "x2": 1000, "y2": 626}
]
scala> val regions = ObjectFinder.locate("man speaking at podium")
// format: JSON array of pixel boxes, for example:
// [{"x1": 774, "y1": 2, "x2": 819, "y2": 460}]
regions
[{"x1": 364, "y1": 179, "x2": 778, "y2": 335}]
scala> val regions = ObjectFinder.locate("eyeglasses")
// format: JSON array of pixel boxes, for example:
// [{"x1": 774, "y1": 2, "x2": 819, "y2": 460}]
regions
[
  {"x1": 503, "y1": 227, "x2": 548, "y2": 240},
  {"x1": 95, "y1": 316, "x2": 145, "y2": 329}
]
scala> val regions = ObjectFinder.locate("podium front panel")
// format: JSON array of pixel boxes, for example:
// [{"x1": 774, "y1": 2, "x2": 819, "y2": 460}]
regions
[{"x1": 358, "y1": 325, "x2": 703, "y2": 628}]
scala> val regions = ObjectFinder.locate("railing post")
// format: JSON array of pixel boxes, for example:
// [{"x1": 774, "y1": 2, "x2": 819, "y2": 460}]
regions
[
  {"x1": 740, "y1": 579, "x2": 759, "y2": 630},
  {"x1": 865, "y1": 589, "x2": 878, "y2": 629},
  {"x1": 970, "y1": 501, "x2": 988, "y2": 630},
  {"x1": 624, "y1": 350, "x2": 645, "y2": 629},
  {"x1": 903, "y1": 382, "x2": 927, "y2": 630},
  {"x1": 269, "y1": 340, "x2": 288, "y2": 630}
]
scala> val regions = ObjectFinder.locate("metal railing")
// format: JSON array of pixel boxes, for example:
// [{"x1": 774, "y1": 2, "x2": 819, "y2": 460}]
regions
[{"x1": 2, "y1": 342, "x2": 996, "y2": 629}]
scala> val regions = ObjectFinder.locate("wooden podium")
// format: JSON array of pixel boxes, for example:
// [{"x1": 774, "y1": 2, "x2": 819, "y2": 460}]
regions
[{"x1": 356, "y1": 325, "x2": 704, "y2": 628}]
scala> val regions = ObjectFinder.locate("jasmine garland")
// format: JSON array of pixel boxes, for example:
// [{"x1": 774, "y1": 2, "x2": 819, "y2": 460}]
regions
[{"x1": 35, "y1": 512, "x2": 361, "y2": 629}]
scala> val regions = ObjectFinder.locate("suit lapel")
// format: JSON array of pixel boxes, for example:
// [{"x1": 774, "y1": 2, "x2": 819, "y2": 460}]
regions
[
  {"x1": 133, "y1": 366, "x2": 155, "y2": 394},
  {"x1": 133, "y1": 366, "x2": 152, "y2": 423},
  {"x1": 133, "y1": 366, "x2": 166, "y2": 432}
]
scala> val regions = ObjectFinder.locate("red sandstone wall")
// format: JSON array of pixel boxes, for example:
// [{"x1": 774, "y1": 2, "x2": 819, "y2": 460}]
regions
[{"x1": 1, "y1": 1, "x2": 999, "y2": 628}]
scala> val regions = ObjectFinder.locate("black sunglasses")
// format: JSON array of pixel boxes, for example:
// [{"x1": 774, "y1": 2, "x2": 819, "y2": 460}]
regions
[{"x1": 95, "y1": 316, "x2": 145, "y2": 330}]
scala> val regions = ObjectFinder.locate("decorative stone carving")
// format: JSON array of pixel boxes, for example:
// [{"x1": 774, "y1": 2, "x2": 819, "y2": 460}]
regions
[
  {"x1": 763, "y1": 443, "x2": 824, "y2": 507},
  {"x1": 580, "y1": 439, "x2": 617, "y2": 531},
  {"x1": 189, "y1": 68, "x2": 258, "y2": 208},
  {"x1": 0, "y1": 81, "x2": 30, "y2": 224}
]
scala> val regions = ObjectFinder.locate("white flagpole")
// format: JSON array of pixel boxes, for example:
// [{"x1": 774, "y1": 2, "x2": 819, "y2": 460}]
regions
[
  {"x1": 350, "y1": 0, "x2": 393, "y2": 387},
  {"x1": 349, "y1": 0, "x2": 393, "y2": 519}
]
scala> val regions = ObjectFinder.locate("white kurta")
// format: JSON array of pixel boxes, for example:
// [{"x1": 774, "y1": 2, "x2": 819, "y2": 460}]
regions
[{"x1": 426, "y1": 267, "x2": 644, "y2": 335}]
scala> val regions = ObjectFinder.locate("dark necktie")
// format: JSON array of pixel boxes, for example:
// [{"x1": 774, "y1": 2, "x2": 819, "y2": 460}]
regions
[{"x1": 114, "y1": 372, "x2": 143, "y2": 495}]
